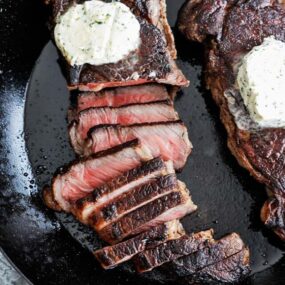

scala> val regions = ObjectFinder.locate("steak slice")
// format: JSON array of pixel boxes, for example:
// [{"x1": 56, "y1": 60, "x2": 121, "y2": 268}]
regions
[
  {"x1": 46, "y1": 0, "x2": 188, "y2": 91},
  {"x1": 134, "y1": 229, "x2": 214, "y2": 273},
  {"x1": 90, "y1": 174, "x2": 178, "y2": 231},
  {"x1": 69, "y1": 101, "x2": 179, "y2": 153},
  {"x1": 80, "y1": 121, "x2": 192, "y2": 170},
  {"x1": 76, "y1": 84, "x2": 170, "y2": 113},
  {"x1": 190, "y1": 248, "x2": 250, "y2": 284},
  {"x1": 179, "y1": 1, "x2": 285, "y2": 240},
  {"x1": 43, "y1": 139, "x2": 152, "y2": 212},
  {"x1": 94, "y1": 220, "x2": 185, "y2": 269},
  {"x1": 73, "y1": 158, "x2": 175, "y2": 224},
  {"x1": 170, "y1": 233, "x2": 248, "y2": 277},
  {"x1": 98, "y1": 182, "x2": 197, "y2": 244}
]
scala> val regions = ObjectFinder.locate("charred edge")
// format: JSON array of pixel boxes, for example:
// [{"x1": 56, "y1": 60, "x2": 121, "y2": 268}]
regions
[
  {"x1": 135, "y1": 230, "x2": 215, "y2": 272},
  {"x1": 102, "y1": 190, "x2": 187, "y2": 243},
  {"x1": 75, "y1": 157, "x2": 165, "y2": 209},
  {"x1": 170, "y1": 233, "x2": 247, "y2": 278},
  {"x1": 87, "y1": 124, "x2": 121, "y2": 138},
  {"x1": 190, "y1": 247, "x2": 251, "y2": 283},
  {"x1": 42, "y1": 185, "x2": 62, "y2": 211},
  {"x1": 87, "y1": 120, "x2": 184, "y2": 138},
  {"x1": 97, "y1": 174, "x2": 178, "y2": 222},
  {"x1": 134, "y1": 238, "x2": 190, "y2": 272},
  {"x1": 94, "y1": 222, "x2": 172, "y2": 269},
  {"x1": 94, "y1": 250, "x2": 117, "y2": 270},
  {"x1": 53, "y1": 138, "x2": 140, "y2": 177}
]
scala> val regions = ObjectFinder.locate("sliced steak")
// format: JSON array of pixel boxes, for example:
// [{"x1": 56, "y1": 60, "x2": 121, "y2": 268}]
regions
[
  {"x1": 98, "y1": 182, "x2": 197, "y2": 244},
  {"x1": 134, "y1": 229, "x2": 214, "y2": 273},
  {"x1": 179, "y1": 1, "x2": 285, "y2": 240},
  {"x1": 91, "y1": 174, "x2": 178, "y2": 231},
  {"x1": 94, "y1": 220, "x2": 185, "y2": 269},
  {"x1": 44, "y1": 139, "x2": 152, "y2": 212},
  {"x1": 46, "y1": 0, "x2": 188, "y2": 91},
  {"x1": 80, "y1": 121, "x2": 192, "y2": 170},
  {"x1": 170, "y1": 233, "x2": 248, "y2": 277},
  {"x1": 73, "y1": 158, "x2": 175, "y2": 224},
  {"x1": 69, "y1": 102, "x2": 179, "y2": 153},
  {"x1": 76, "y1": 84, "x2": 170, "y2": 112},
  {"x1": 190, "y1": 248, "x2": 250, "y2": 284}
]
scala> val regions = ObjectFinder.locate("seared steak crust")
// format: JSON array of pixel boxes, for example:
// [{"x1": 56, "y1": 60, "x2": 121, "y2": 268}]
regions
[
  {"x1": 98, "y1": 185, "x2": 197, "y2": 244},
  {"x1": 134, "y1": 229, "x2": 214, "y2": 272},
  {"x1": 171, "y1": 233, "x2": 246, "y2": 277},
  {"x1": 94, "y1": 220, "x2": 185, "y2": 269},
  {"x1": 73, "y1": 157, "x2": 172, "y2": 223},
  {"x1": 46, "y1": 0, "x2": 188, "y2": 91},
  {"x1": 135, "y1": 230, "x2": 250, "y2": 283},
  {"x1": 178, "y1": 0, "x2": 230, "y2": 42},
  {"x1": 91, "y1": 174, "x2": 178, "y2": 230},
  {"x1": 179, "y1": 0, "x2": 285, "y2": 239},
  {"x1": 188, "y1": 248, "x2": 250, "y2": 284},
  {"x1": 166, "y1": 232, "x2": 250, "y2": 283},
  {"x1": 71, "y1": 21, "x2": 172, "y2": 89}
]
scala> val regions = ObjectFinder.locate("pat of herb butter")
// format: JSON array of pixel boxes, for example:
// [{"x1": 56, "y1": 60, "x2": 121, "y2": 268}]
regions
[
  {"x1": 237, "y1": 37, "x2": 285, "y2": 128},
  {"x1": 54, "y1": 0, "x2": 141, "y2": 66}
]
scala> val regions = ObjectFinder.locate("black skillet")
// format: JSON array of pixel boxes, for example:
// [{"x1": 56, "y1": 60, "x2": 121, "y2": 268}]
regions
[{"x1": 1, "y1": 0, "x2": 285, "y2": 284}]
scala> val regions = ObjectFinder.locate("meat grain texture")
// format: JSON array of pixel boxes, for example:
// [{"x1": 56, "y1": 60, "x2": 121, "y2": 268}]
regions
[{"x1": 79, "y1": 121, "x2": 192, "y2": 170}]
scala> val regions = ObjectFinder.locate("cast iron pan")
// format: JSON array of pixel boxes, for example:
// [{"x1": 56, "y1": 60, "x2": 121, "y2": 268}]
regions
[{"x1": 1, "y1": 0, "x2": 285, "y2": 284}]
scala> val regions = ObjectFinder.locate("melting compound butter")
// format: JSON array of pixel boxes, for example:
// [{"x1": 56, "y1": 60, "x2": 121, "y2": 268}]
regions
[
  {"x1": 54, "y1": 0, "x2": 141, "y2": 66},
  {"x1": 237, "y1": 37, "x2": 285, "y2": 128}
]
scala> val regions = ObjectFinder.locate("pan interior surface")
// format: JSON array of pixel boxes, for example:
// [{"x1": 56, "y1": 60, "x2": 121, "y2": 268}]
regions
[{"x1": 1, "y1": 0, "x2": 285, "y2": 284}]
